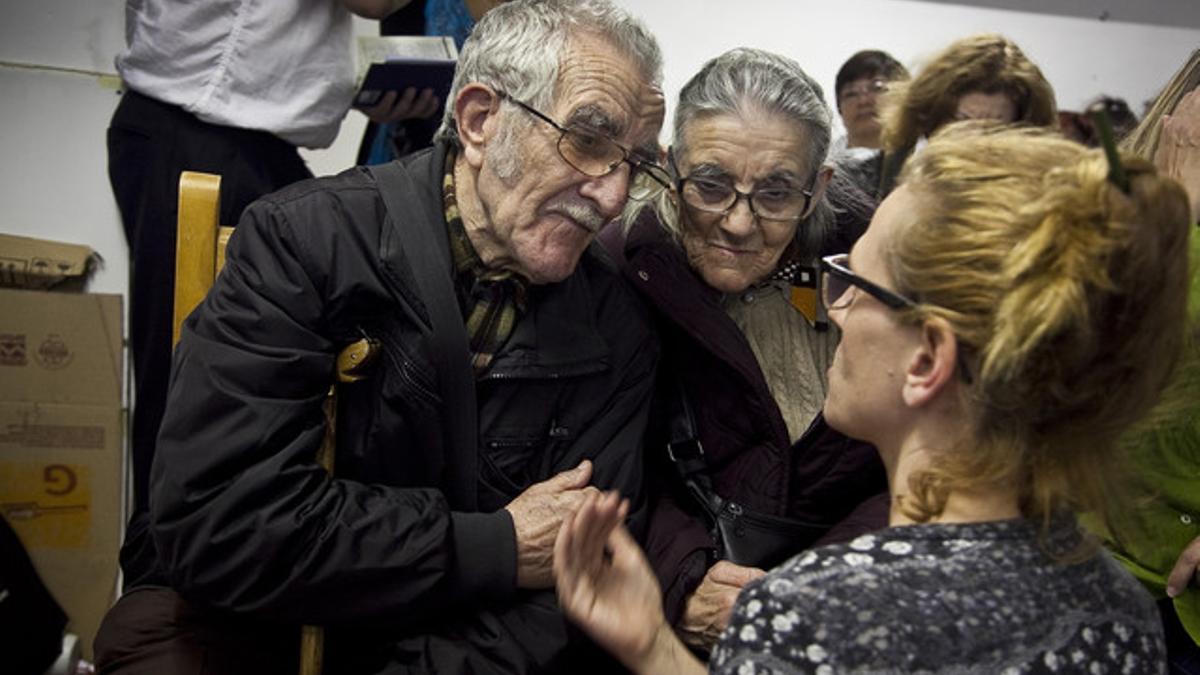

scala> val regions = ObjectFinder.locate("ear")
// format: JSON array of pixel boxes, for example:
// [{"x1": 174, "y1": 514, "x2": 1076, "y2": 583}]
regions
[
  {"x1": 454, "y1": 83, "x2": 502, "y2": 169},
  {"x1": 801, "y1": 165, "x2": 835, "y2": 218},
  {"x1": 902, "y1": 317, "x2": 960, "y2": 409}
]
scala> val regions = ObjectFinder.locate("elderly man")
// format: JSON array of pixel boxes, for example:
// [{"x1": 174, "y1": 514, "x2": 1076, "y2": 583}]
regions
[{"x1": 93, "y1": 1, "x2": 665, "y2": 673}]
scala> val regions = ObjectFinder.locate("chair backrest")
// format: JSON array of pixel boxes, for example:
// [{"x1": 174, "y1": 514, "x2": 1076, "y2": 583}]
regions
[
  {"x1": 171, "y1": 170, "x2": 353, "y2": 675},
  {"x1": 173, "y1": 171, "x2": 232, "y2": 346}
]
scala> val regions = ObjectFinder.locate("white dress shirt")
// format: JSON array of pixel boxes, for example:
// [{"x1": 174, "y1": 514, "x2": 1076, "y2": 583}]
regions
[{"x1": 117, "y1": 0, "x2": 357, "y2": 148}]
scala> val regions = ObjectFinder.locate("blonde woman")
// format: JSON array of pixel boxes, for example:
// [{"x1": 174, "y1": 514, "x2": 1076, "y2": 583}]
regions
[{"x1": 555, "y1": 123, "x2": 1188, "y2": 672}]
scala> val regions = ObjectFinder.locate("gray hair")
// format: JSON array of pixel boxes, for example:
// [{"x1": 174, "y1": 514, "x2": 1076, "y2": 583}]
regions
[
  {"x1": 634, "y1": 48, "x2": 837, "y2": 261},
  {"x1": 434, "y1": 0, "x2": 663, "y2": 145}
]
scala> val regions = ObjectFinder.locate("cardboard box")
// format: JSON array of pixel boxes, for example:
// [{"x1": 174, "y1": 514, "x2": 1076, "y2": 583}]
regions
[
  {"x1": 0, "y1": 233, "x2": 101, "y2": 292},
  {"x1": 0, "y1": 286, "x2": 123, "y2": 660}
]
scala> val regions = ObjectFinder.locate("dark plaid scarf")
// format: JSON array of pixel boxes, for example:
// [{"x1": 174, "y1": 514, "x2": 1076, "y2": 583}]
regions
[{"x1": 443, "y1": 148, "x2": 528, "y2": 375}]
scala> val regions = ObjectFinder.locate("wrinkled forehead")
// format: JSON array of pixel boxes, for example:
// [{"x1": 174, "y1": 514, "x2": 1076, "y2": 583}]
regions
[
  {"x1": 552, "y1": 32, "x2": 665, "y2": 153},
  {"x1": 677, "y1": 110, "x2": 818, "y2": 178}
]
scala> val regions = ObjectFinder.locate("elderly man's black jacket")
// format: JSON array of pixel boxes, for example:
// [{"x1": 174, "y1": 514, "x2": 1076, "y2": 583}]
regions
[{"x1": 147, "y1": 143, "x2": 658, "y2": 673}]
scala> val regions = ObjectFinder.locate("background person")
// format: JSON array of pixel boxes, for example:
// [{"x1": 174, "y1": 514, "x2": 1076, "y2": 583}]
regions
[
  {"x1": 869, "y1": 33, "x2": 1057, "y2": 197},
  {"x1": 556, "y1": 123, "x2": 1187, "y2": 673},
  {"x1": 599, "y1": 47, "x2": 886, "y2": 652},
  {"x1": 1057, "y1": 95, "x2": 1138, "y2": 147},
  {"x1": 109, "y1": 0, "x2": 418, "y2": 584},
  {"x1": 357, "y1": 0, "x2": 511, "y2": 166},
  {"x1": 832, "y1": 49, "x2": 909, "y2": 152},
  {"x1": 1105, "y1": 47, "x2": 1200, "y2": 674}
]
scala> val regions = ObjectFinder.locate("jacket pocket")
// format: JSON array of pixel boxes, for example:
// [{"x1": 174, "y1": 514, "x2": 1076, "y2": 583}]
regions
[
  {"x1": 476, "y1": 420, "x2": 573, "y2": 510},
  {"x1": 374, "y1": 321, "x2": 441, "y2": 407},
  {"x1": 335, "y1": 324, "x2": 447, "y2": 486},
  {"x1": 479, "y1": 434, "x2": 547, "y2": 499}
]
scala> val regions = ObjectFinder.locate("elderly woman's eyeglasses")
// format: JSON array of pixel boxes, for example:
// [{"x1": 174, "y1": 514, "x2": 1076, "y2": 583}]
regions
[
  {"x1": 820, "y1": 253, "x2": 916, "y2": 311},
  {"x1": 497, "y1": 91, "x2": 671, "y2": 201},
  {"x1": 669, "y1": 152, "x2": 813, "y2": 222}
]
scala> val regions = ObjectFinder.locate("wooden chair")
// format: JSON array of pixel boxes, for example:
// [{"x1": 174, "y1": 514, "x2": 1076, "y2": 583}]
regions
[
  {"x1": 173, "y1": 172, "x2": 230, "y2": 347},
  {"x1": 173, "y1": 171, "x2": 376, "y2": 675}
]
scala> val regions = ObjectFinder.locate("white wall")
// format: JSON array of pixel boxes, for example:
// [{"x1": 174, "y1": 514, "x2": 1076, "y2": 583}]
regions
[
  {"x1": 610, "y1": 0, "x2": 1200, "y2": 141},
  {"x1": 0, "y1": 6, "x2": 371, "y2": 298},
  {"x1": 1, "y1": 0, "x2": 1197, "y2": 300},
  {"x1": 1, "y1": 1, "x2": 128, "y2": 296}
]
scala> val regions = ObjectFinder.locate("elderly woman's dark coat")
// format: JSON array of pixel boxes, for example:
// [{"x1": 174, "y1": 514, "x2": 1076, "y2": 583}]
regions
[{"x1": 600, "y1": 207, "x2": 889, "y2": 626}]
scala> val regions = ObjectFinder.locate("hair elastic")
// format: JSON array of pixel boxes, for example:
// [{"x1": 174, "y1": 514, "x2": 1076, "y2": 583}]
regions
[{"x1": 1087, "y1": 99, "x2": 1130, "y2": 194}]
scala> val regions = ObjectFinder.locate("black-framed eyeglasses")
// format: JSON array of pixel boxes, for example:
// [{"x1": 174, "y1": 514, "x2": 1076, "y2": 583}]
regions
[
  {"x1": 820, "y1": 253, "x2": 915, "y2": 311},
  {"x1": 496, "y1": 91, "x2": 671, "y2": 201},
  {"x1": 821, "y1": 253, "x2": 976, "y2": 383},
  {"x1": 669, "y1": 150, "x2": 813, "y2": 222}
]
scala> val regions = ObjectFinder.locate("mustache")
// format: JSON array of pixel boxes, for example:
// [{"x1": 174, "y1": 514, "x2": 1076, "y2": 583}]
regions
[{"x1": 548, "y1": 198, "x2": 606, "y2": 233}]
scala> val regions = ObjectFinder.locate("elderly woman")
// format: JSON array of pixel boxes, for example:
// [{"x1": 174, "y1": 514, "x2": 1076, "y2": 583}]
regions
[
  {"x1": 599, "y1": 48, "x2": 887, "y2": 650},
  {"x1": 560, "y1": 123, "x2": 1186, "y2": 672},
  {"x1": 854, "y1": 33, "x2": 1056, "y2": 199}
]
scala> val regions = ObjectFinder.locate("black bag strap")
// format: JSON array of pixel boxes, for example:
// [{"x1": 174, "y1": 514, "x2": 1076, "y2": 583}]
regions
[
  {"x1": 664, "y1": 374, "x2": 841, "y2": 567},
  {"x1": 368, "y1": 160, "x2": 479, "y2": 511},
  {"x1": 662, "y1": 376, "x2": 724, "y2": 524}
]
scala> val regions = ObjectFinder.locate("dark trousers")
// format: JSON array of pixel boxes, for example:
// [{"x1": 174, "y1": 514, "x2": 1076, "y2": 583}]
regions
[
  {"x1": 107, "y1": 89, "x2": 313, "y2": 514},
  {"x1": 94, "y1": 587, "x2": 298, "y2": 675}
]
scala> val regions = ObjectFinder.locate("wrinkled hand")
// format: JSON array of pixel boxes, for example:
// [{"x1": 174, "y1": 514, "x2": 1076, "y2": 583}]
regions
[
  {"x1": 678, "y1": 560, "x2": 766, "y2": 650},
  {"x1": 555, "y1": 491, "x2": 675, "y2": 672},
  {"x1": 361, "y1": 87, "x2": 440, "y2": 124},
  {"x1": 1154, "y1": 88, "x2": 1200, "y2": 221},
  {"x1": 504, "y1": 460, "x2": 597, "y2": 589},
  {"x1": 1167, "y1": 535, "x2": 1200, "y2": 599}
]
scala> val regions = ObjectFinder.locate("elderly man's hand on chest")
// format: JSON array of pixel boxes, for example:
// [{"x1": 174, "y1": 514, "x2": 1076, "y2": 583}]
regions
[{"x1": 504, "y1": 459, "x2": 600, "y2": 588}]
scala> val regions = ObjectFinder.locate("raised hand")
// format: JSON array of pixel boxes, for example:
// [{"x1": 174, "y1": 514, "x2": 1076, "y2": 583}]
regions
[{"x1": 554, "y1": 491, "x2": 706, "y2": 675}]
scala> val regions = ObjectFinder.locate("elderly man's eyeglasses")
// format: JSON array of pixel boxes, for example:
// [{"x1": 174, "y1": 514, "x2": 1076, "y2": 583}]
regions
[
  {"x1": 497, "y1": 91, "x2": 671, "y2": 201},
  {"x1": 669, "y1": 151, "x2": 813, "y2": 222},
  {"x1": 820, "y1": 253, "x2": 916, "y2": 311},
  {"x1": 839, "y1": 79, "x2": 887, "y2": 103}
]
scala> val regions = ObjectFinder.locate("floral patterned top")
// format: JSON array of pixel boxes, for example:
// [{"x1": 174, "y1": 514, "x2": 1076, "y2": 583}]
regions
[{"x1": 711, "y1": 518, "x2": 1166, "y2": 674}]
